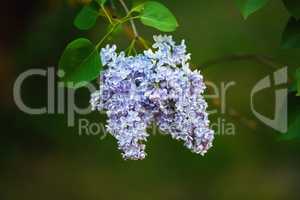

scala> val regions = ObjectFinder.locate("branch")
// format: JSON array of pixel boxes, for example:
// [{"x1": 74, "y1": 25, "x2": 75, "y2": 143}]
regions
[{"x1": 118, "y1": 0, "x2": 139, "y2": 38}]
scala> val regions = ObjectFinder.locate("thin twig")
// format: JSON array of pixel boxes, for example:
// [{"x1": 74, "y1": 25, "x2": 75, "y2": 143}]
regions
[
  {"x1": 96, "y1": 24, "x2": 118, "y2": 49},
  {"x1": 118, "y1": 0, "x2": 139, "y2": 38},
  {"x1": 101, "y1": 5, "x2": 113, "y2": 24},
  {"x1": 126, "y1": 38, "x2": 136, "y2": 55}
]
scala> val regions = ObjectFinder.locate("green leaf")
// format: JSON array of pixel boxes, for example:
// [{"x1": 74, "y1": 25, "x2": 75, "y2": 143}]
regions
[
  {"x1": 289, "y1": 68, "x2": 300, "y2": 96},
  {"x1": 296, "y1": 68, "x2": 300, "y2": 96},
  {"x1": 284, "y1": 115, "x2": 300, "y2": 140},
  {"x1": 280, "y1": 108, "x2": 300, "y2": 140},
  {"x1": 235, "y1": 0, "x2": 269, "y2": 19},
  {"x1": 59, "y1": 38, "x2": 102, "y2": 88},
  {"x1": 95, "y1": 0, "x2": 107, "y2": 6},
  {"x1": 289, "y1": 81, "x2": 297, "y2": 93},
  {"x1": 74, "y1": 2, "x2": 99, "y2": 30},
  {"x1": 283, "y1": 0, "x2": 300, "y2": 20},
  {"x1": 281, "y1": 17, "x2": 300, "y2": 48},
  {"x1": 139, "y1": 1, "x2": 178, "y2": 32}
]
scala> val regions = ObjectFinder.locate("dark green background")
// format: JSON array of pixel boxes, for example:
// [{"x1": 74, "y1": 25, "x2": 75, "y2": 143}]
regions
[{"x1": 1, "y1": 0, "x2": 300, "y2": 199}]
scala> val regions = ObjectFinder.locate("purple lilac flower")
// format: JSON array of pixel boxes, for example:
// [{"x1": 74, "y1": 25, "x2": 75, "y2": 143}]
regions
[{"x1": 90, "y1": 35, "x2": 214, "y2": 160}]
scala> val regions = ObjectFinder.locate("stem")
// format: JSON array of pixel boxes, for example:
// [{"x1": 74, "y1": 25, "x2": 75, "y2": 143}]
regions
[
  {"x1": 121, "y1": 16, "x2": 141, "y2": 23},
  {"x1": 96, "y1": 24, "x2": 118, "y2": 49},
  {"x1": 95, "y1": 16, "x2": 140, "y2": 50},
  {"x1": 138, "y1": 36, "x2": 149, "y2": 49},
  {"x1": 108, "y1": 1, "x2": 149, "y2": 50},
  {"x1": 118, "y1": 0, "x2": 139, "y2": 38},
  {"x1": 126, "y1": 39, "x2": 136, "y2": 55},
  {"x1": 101, "y1": 5, "x2": 113, "y2": 24},
  {"x1": 132, "y1": 47, "x2": 137, "y2": 54}
]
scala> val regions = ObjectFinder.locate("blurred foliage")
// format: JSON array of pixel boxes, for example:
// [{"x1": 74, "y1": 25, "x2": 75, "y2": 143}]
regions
[
  {"x1": 281, "y1": 18, "x2": 300, "y2": 49},
  {"x1": 283, "y1": 0, "x2": 300, "y2": 19},
  {"x1": 233, "y1": 0, "x2": 300, "y2": 139}
]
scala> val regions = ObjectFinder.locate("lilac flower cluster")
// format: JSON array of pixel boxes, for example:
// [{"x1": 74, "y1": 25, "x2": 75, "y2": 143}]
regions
[{"x1": 90, "y1": 35, "x2": 214, "y2": 160}]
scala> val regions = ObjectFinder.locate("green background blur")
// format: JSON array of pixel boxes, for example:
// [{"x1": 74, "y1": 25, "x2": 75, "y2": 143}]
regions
[{"x1": 1, "y1": 0, "x2": 300, "y2": 199}]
